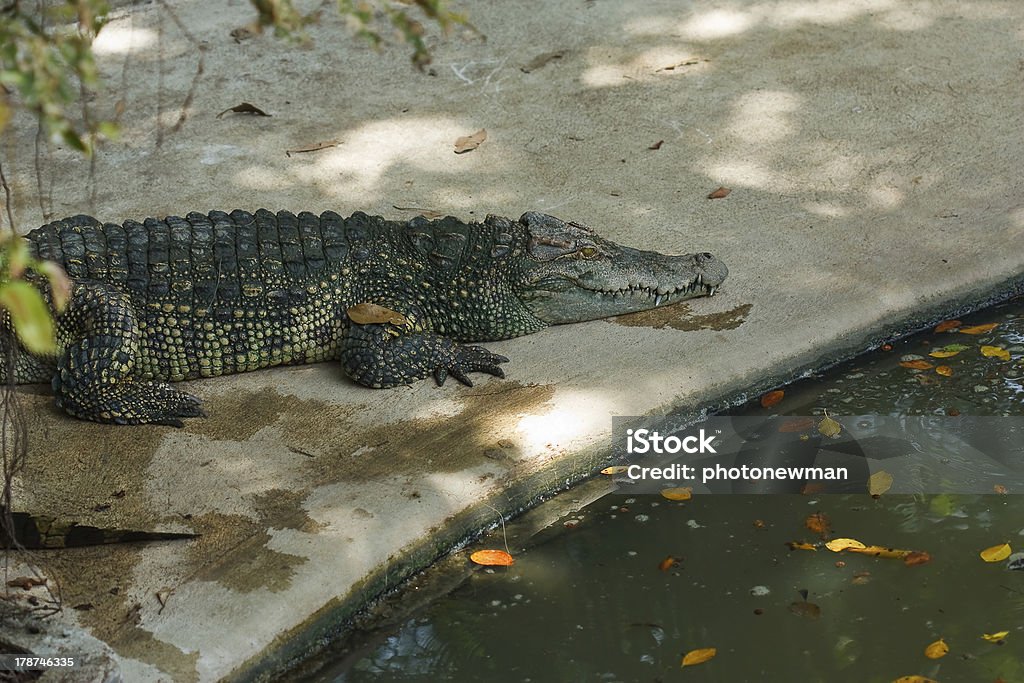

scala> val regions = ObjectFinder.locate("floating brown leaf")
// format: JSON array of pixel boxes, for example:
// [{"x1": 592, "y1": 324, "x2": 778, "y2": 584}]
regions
[
  {"x1": 521, "y1": 51, "x2": 566, "y2": 73},
  {"x1": 900, "y1": 360, "x2": 934, "y2": 370},
  {"x1": 658, "y1": 555, "x2": 680, "y2": 571},
  {"x1": 454, "y1": 128, "x2": 487, "y2": 154},
  {"x1": 760, "y1": 390, "x2": 784, "y2": 408},
  {"x1": 347, "y1": 303, "x2": 408, "y2": 326},
  {"x1": 994, "y1": 484, "x2": 1009, "y2": 494},
  {"x1": 818, "y1": 414, "x2": 842, "y2": 438},
  {"x1": 903, "y1": 551, "x2": 932, "y2": 566},
  {"x1": 787, "y1": 541, "x2": 818, "y2": 551},
  {"x1": 805, "y1": 512, "x2": 831, "y2": 535},
  {"x1": 285, "y1": 139, "x2": 341, "y2": 157},
  {"x1": 935, "y1": 365, "x2": 953, "y2": 376},
  {"x1": 216, "y1": 102, "x2": 271, "y2": 118},
  {"x1": 789, "y1": 600, "x2": 821, "y2": 619},
  {"x1": 778, "y1": 417, "x2": 815, "y2": 433},
  {"x1": 470, "y1": 549, "x2": 514, "y2": 566},
  {"x1": 707, "y1": 186, "x2": 731, "y2": 199},
  {"x1": 934, "y1": 319, "x2": 962, "y2": 333}
]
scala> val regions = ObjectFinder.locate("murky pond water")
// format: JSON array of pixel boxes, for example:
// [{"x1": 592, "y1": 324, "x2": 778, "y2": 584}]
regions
[{"x1": 301, "y1": 297, "x2": 1024, "y2": 683}]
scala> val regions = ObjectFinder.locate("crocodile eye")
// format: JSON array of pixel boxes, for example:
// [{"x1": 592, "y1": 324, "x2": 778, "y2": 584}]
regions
[{"x1": 580, "y1": 246, "x2": 598, "y2": 258}]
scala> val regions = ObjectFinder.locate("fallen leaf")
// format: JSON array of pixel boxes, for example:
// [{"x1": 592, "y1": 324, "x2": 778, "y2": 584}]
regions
[
  {"x1": 521, "y1": 50, "x2": 565, "y2": 73},
  {"x1": 994, "y1": 484, "x2": 1009, "y2": 494},
  {"x1": 893, "y1": 677, "x2": 940, "y2": 683},
  {"x1": 929, "y1": 343, "x2": 969, "y2": 357},
  {"x1": 826, "y1": 538, "x2": 866, "y2": 552},
  {"x1": 658, "y1": 555, "x2": 680, "y2": 571},
  {"x1": 648, "y1": 140, "x2": 664, "y2": 150},
  {"x1": 778, "y1": 417, "x2": 815, "y2": 433},
  {"x1": 801, "y1": 482, "x2": 826, "y2": 494},
  {"x1": 753, "y1": 519, "x2": 766, "y2": 528},
  {"x1": 707, "y1": 186, "x2": 731, "y2": 199},
  {"x1": 982, "y1": 631, "x2": 1009, "y2": 643},
  {"x1": 6, "y1": 576, "x2": 46, "y2": 590},
  {"x1": 935, "y1": 365, "x2": 953, "y2": 376},
  {"x1": 601, "y1": 465, "x2": 629, "y2": 475},
  {"x1": 454, "y1": 128, "x2": 487, "y2": 154},
  {"x1": 904, "y1": 551, "x2": 932, "y2": 566},
  {"x1": 934, "y1": 319, "x2": 962, "y2": 333},
  {"x1": 869, "y1": 470, "x2": 894, "y2": 496},
  {"x1": 393, "y1": 205, "x2": 445, "y2": 220},
  {"x1": 760, "y1": 390, "x2": 784, "y2": 408},
  {"x1": 285, "y1": 139, "x2": 341, "y2": 157},
  {"x1": 656, "y1": 58, "x2": 707, "y2": 72},
  {"x1": 980, "y1": 345, "x2": 1011, "y2": 361},
  {"x1": 787, "y1": 541, "x2": 818, "y2": 551},
  {"x1": 347, "y1": 303, "x2": 408, "y2": 326},
  {"x1": 470, "y1": 549, "x2": 514, "y2": 566},
  {"x1": 660, "y1": 487, "x2": 692, "y2": 501},
  {"x1": 805, "y1": 512, "x2": 831, "y2": 535},
  {"x1": 789, "y1": 600, "x2": 821, "y2": 619},
  {"x1": 924, "y1": 638, "x2": 949, "y2": 659},
  {"x1": 216, "y1": 102, "x2": 271, "y2": 118},
  {"x1": 980, "y1": 543, "x2": 1012, "y2": 563},
  {"x1": 851, "y1": 571, "x2": 871, "y2": 585},
  {"x1": 959, "y1": 322, "x2": 998, "y2": 335},
  {"x1": 818, "y1": 414, "x2": 842, "y2": 438},
  {"x1": 681, "y1": 647, "x2": 716, "y2": 667},
  {"x1": 900, "y1": 360, "x2": 934, "y2": 370}
]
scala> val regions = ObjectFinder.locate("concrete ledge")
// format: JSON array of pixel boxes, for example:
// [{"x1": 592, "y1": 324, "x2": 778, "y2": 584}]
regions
[{"x1": 4, "y1": 0, "x2": 1024, "y2": 680}]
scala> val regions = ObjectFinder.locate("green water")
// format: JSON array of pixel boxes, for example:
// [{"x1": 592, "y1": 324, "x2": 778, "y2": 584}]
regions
[{"x1": 302, "y1": 297, "x2": 1024, "y2": 683}]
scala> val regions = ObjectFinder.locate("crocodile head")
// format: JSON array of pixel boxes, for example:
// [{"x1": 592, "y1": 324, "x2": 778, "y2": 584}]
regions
[{"x1": 512, "y1": 212, "x2": 728, "y2": 325}]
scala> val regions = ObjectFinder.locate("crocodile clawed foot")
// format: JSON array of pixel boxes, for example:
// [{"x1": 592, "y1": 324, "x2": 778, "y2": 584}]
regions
[{"x1": 434, "y1": 345, "x2": 509, "y2": 387}]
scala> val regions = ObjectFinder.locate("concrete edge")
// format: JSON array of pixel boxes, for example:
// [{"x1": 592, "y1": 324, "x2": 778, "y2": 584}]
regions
[{"x1": 228, "y1": 271, "x2": 1024, "y2": 682}]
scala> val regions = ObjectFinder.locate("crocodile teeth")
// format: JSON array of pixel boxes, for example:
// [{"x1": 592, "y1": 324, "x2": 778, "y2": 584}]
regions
[
  {"x1": 708, "y1": 286, "x2": 716, "y2": 296},
  {"x1": 655, "y1": 294, "x2": 664, "y2": 306}
]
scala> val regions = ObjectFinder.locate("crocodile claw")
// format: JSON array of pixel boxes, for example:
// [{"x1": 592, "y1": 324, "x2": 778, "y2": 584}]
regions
[{"x1": 434, "y1": 345, "x2": 509, "y2": 387}]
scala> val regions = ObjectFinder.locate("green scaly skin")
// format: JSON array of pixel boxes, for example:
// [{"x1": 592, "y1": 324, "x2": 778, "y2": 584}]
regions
[{"x1": 4, "y1": 210, "x2": 727, "y2": 425}]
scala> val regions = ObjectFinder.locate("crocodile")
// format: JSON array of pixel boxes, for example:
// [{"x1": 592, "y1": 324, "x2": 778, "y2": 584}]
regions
[{"x1": 5, "y1": 210, "x2": 727, "y2": 425}]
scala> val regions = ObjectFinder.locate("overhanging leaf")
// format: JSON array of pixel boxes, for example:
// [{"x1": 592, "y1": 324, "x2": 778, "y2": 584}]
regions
[{"x1": 0, "y1": 281, "x2": 57, "y2": 354}]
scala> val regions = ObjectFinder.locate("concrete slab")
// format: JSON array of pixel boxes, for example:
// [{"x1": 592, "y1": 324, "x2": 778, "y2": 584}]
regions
[{"x1": 3, "y1": 0, "x2": 1023, "y2": 680}]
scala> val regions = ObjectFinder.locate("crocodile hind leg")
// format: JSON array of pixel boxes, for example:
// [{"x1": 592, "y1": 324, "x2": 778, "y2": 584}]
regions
[
  {"x1": 51, "y1": 282, "x2": 204, "y2": 426},
  {"x1": 340, "y1": 305, "x2": 508, "y2": 389}
]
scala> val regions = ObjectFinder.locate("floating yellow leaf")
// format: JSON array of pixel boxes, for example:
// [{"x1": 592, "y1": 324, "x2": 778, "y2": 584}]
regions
[
  {"x1": 818, "y1": 414, "x2": 842, "y2": 438},
  {"x1": 869, "y1": 470, "x2": 894, "y2": 496},
  {"x1": 980, "y1": 345, "x2": 1011, "y2": 361},
  {"x1": 681, "y1": 647, "x2": 716, "y2": 667},
  {"x1": 900, "y1": 360, "x2": 934, "y2": 370},
  {"x1": 826, "y1": 538, "x2": 866, "y2": 552},
  {"x1": 601, "y1": 465, "x2": 628, "y2": 475},
  {"x1": 935, "y1": 365, "x2": 953, "y2": 376},
  {"x1": 929, "y1": 350, "x2": 959, "y2": 358},
  {"x1": 469, "y1": 549, "x2": 514, "y2": 566},
  {"x1": 982, "y1": 631, "x2": 1009, "y2": 643},
  {"x1": 929, "y1": 343, "x2": 969, "y2": 357},
  {"x1": 959, "y1": 322, "x2": 998, "y2": 335},
  {"x1": 660, "y1": 487, "x2": 692, "y2": 501},
  {"x1": 760, "y1": 390, "x2": 784, "y2": 408},
  {"x1": 347, "y1": 303, "x2": 408, "y2": 326},
  {"x1": 924, "y1": 638, "x2": 949, "y2": 659},
  {"x1": 980, "y1": 543, "x2": 1012, "y2": 563}
]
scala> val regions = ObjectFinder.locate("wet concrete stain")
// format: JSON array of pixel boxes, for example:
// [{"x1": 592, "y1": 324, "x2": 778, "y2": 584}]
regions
[{"x1": 610, "y1": 302, "x2": 752, "y2": 331}]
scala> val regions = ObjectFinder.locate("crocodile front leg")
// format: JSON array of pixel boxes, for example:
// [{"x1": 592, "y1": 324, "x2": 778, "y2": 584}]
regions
[
  {"x1": 50, "y1": 281, "x2": 205, "y2": 426},
  {"x1": 340, "y1": 304, "x2": 508, "y2": 389}
]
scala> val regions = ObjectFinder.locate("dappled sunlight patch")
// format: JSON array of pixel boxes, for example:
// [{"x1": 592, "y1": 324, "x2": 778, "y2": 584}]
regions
[
  {"x1": 516, "y1": 391, "x2": 616, "y2": 456},
  {"x1": 726, "y1": 90, "x2": 802, "y2": 143},
  {"x1": 706, "y1": 160, "x2": 773, "y2": 190},
  {"x1": 802, "y1": 202, "x2": 850, "y2": 218},
  {"x1": 92, "y1": 25, "x2": 159, "y2": 55},
  {"x1": 679, "y1": 9, "x2": 753, "y2": 40}
]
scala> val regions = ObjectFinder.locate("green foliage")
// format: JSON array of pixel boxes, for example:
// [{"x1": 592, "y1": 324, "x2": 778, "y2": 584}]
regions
[
  {"x1": 0, "y1": 236, "x2": 69, "y2": 355},
  {"x1": 0, "y1": 0, "x2": 115, "y2": 153},
  {"x1": 251, "y1": 0, "x2": 472, "y2": 69}
]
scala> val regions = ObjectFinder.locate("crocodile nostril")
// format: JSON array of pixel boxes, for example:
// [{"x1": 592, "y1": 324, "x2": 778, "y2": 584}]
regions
[{"x1": 696, "y1": 252, "x2": 714, "y2": 264}]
